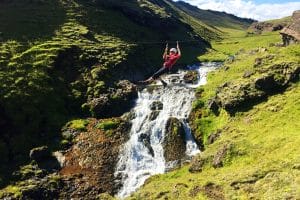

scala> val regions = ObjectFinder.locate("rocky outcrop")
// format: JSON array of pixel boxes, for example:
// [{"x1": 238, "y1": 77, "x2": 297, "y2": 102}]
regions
[
  {"x1": 280, "y1": 10, "x2": 300, "y2": 46},
  {"x1": 59, "y1": 118, "x2": 131, "y2": 197},
  {"x1": 212, "y1": 62, "x2": 300, "y2": 114},
  {"x1": 88, "y1": 80, "x2": 137, "y2": 118},
  {"x1": 163, "y1": 117, "x2": 186, "y2": 162},
  {"x1": 183, "y1": 70, "x2": 199, "y2": 84},
  {"x1": 250, "y1": 22, "x2": 286, "y2": 33}
]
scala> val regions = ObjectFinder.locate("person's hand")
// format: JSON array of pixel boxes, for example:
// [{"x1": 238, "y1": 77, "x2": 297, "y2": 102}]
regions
[
  {"x1": 176, "y1": 41, "x2": 179, "y2": 48},
  {"x1": 165, "y1": 43, "x2": 168, "y2": 49}
]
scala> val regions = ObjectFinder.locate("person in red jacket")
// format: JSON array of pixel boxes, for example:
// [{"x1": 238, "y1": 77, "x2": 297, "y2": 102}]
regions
[{"x1": 142, "y1": 41, "x2": 181, "y2": 84}]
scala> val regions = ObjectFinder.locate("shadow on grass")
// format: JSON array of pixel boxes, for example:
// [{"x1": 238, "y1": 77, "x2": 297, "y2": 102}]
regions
[{"x1": 0, "y1": 0, "x2": 67, "y2": 42}]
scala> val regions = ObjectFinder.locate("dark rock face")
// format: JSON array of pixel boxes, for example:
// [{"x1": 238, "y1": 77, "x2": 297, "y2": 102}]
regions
[
  {"x1": 281, "y1": 10, "x2": 300, "y2": 46},
  {"x1": 30, "y1": 146, "x2": 51, "y2": 162},
  {"x1": 163, "y1": 117, "x2": 186, "y2": 162},
  {"x1": 183, "y1": 70, "x2": 199, "y2": 84},
  {"x1": 59, "y1": 118, "x2": 131, "y2": 197},
  {"x1": 88, "y1": 80, "x2": 137, "y2": 118}
]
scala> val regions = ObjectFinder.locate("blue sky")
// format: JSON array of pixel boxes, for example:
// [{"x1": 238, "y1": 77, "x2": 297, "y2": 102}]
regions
[{"x1": 178, "y1": 0, "x2": 300, "y2": 21}]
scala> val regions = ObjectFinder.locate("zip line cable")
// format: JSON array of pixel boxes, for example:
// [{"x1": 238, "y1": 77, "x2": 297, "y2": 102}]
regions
[{"x1": 0, "y1": 33, "x2": 280, "y2": 47}]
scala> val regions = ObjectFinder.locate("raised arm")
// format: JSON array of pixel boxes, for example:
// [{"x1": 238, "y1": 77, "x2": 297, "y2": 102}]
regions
[
  {"x1": 176, "y1": 41, "x2": 181, "y2": 56},
  {"x1": 163, "y1": 43, "x2": 168, "y2": 59}
]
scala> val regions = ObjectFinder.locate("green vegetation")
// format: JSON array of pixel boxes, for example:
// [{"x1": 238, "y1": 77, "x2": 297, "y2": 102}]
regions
[
  {"x1": 129, "y1": 82, "x2": 300, "y2": 200},
  {"x1": 96, "y1": 120, "x2": 119, "y2": 131},
  {"x1": 199, "y1": 29, "x2": 282, "y2": 61},
  {"x1": 3, "y1": 0, "x2": 243, "y2": 182},
  {"x1": 66, "y1": 119, "x2": 89, "y2": 131},
  {"x1": 129, "y1": 24, "x2": 300, "y2": 199}
]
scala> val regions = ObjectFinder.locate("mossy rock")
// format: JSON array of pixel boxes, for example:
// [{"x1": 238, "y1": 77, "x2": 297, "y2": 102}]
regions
[{"x1": 163, "y1": 117, "x2": 186, "y2": 162}]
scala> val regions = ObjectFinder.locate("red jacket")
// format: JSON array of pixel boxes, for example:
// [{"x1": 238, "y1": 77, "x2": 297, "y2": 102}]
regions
[{"x1": 163, "y1": 53, "x2": 181, "y2": 69}]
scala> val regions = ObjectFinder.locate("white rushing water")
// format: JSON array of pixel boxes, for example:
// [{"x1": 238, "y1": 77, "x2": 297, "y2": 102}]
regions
[{"x1": 115, "y1": 62, "x2": 221, "y2": 198}]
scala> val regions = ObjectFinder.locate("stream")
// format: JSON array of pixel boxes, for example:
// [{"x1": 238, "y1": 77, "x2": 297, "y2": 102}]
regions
[{"x1": 115, "y1": 62, "x2": 221, "y2": 198}]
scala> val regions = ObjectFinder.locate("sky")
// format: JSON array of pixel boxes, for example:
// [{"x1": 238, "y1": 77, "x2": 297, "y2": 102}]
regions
[{"x1": 177, "y1": 0, "x2": 300, "y2": 21}]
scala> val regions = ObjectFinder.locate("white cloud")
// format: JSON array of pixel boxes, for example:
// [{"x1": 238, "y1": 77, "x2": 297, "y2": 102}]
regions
[{"x1": 178, "y1": 0, "x2": 300, "y2": 21}]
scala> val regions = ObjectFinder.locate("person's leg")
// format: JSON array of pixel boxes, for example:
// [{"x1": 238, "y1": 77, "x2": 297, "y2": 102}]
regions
[
  {"x1": 152, "y1": 67, "x2": 168, "y2": 79},
  {"x1": 143, "y1": 67, "x2": 168, "y2": 83}
]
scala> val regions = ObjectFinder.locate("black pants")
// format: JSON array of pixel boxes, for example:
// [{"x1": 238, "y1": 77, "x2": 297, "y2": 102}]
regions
[{"x1": 151, "y1": 67, "x2": 169, "y2": 79}]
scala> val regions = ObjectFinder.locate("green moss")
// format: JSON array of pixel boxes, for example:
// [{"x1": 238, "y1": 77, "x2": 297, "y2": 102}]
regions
[
  {"x1": 67, "y1": 119, "x2": 89, "y2": 131},
  {"x1": 96, "y1": 120, "x2": 119, "y2": 131},
  {"x1": 192, "y1": 99, "x2": 205, "y2": 110},
  {"x1": 0, "y1": 185, "x2": 22, "y2": 199}
]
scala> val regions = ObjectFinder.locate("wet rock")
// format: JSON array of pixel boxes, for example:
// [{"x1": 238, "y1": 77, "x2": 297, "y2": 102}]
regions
[
  {"x1": 30, "y1": 146, "x2": 51, "y2": 162},
  {"x1": 150, "y1": 101, "x2": 163, "y2": 110},
  {"x1": 149, "y1": 110, "x2": 160, "y2": 121},
  {"x1": 138, "y1": 133, "x2": 154, "y2": 157},
  {"x1": 207, "y1": 129, "x2": 222, "y2": 145},
  {"x1": 212, "y1": 144, "x2": 231, "y2": 168},
  {"x1": 163, "y1": 117, "x2": 186, "y2": 162},
  {"x1": 183, "y1": 70, "x2": 199, "y2": 84}
]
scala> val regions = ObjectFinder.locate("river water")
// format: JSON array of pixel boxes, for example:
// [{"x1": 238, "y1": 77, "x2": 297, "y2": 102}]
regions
[{"x1": 115, "y1": 62, "x2": 221, "y2": 198}]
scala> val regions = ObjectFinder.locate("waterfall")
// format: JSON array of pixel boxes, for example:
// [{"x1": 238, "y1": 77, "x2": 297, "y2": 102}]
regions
[{"x1": 115, "y1": 62, "x2": 221, "y2": 198}]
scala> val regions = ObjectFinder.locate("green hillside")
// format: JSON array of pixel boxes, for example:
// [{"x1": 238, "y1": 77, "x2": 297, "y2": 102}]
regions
[
  {"x1": 0, "y1": 0, "x2": 252, "y2": 187},
  {"x1": 129, "y1": 33, "x2": 300, "y2": 200},
  {"x1": 174, "y1": 1, "x2": 255, "y2": 30},
  {"x1": 1, "y1": 0, "x2": 299, "y2": 199}
]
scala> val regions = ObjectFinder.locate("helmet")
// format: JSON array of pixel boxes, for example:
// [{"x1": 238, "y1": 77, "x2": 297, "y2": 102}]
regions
[{"x1": 170, "y1": 48, "x2": 177, "y2": 53}]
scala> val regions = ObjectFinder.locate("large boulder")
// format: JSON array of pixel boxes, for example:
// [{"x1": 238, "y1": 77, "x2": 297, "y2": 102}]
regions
[
  {"x1": 280, "y1": 10, "x2": 300, "y2": 46},
  {"x1": 163, "y1": 117, "x2": 186, "y2": 162},
  {"x1": 183, "y1": 70, "x2": 199, "y2": 84}
]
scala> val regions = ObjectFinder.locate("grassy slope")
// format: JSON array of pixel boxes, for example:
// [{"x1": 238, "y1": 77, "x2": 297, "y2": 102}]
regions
[
  {"x1": 128, "y1": 31, "x2": 300, "y2": 199},
  {"x1": 0, "y1": 0, "x2": 255, "y2": 187},
  {"x1": 199, "y1": 28, "x2": 282, "y2": 61}
]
